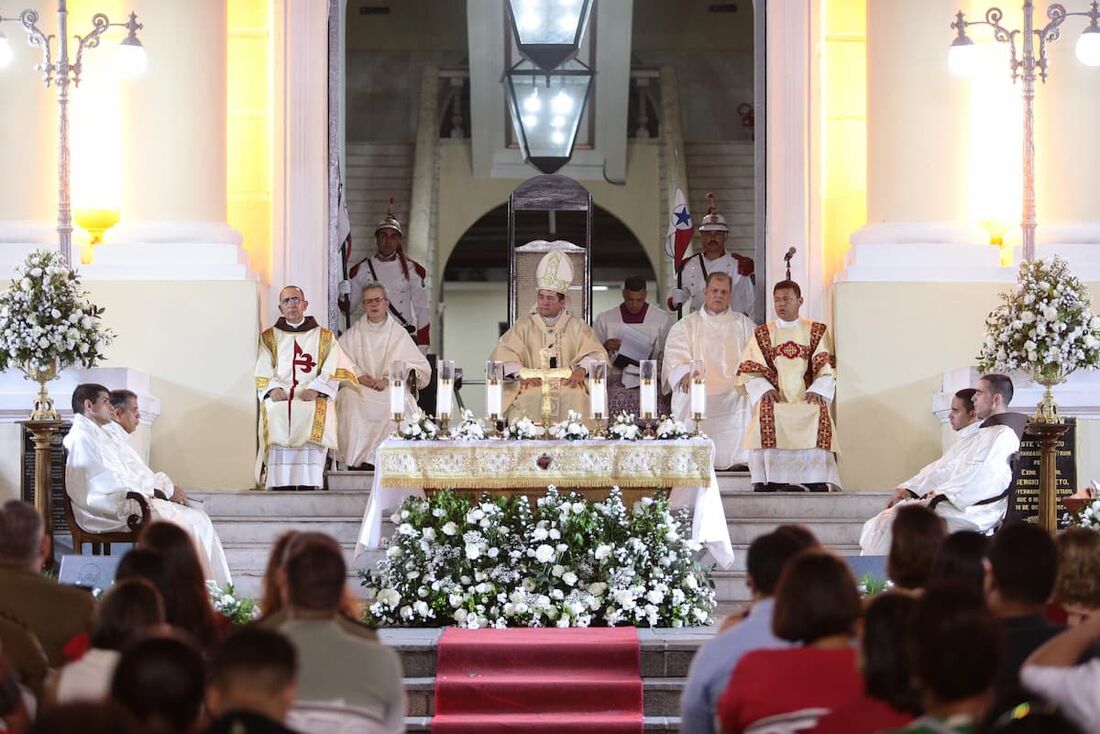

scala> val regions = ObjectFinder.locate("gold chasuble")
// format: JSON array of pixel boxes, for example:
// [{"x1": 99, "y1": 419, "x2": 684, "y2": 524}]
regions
[
  {"x1": 255, "y1": 317, "x2": 358, "y2": 481},
  {"x1": 736, "y1": 319, "x2": 838, "y2": 451},
  {"x1": 490, "y1": 312, "x2": 608, "y2": 422}
]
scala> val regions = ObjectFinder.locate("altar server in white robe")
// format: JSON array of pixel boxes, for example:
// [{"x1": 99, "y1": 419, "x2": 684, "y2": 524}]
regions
[
  {"x1": 64, "y1": 384, "x2": 232, "y2": 585},
  {"x1": 662, "y1": 272, "x2": 755, "y2": 469},
  {"x1": 860, "y1": 375, "x2": 1028, "y2": 555},
  {"x1": 594, "y1": 275, "x2": 672, "y2": 417},
  {"x1": 337, "y1": 281, "x2": 431, "y2": 468},
  {"x1": 256, "y1": 286, "x2": 358, "y2": 490}
]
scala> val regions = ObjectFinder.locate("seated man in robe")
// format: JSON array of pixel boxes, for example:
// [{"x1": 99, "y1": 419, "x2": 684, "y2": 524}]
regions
[
  {"x1": 489, "y1": 252, "x2": 607, "y2": 424},
  {"x1": 256, "y1": 286, "x2": 358, "y2": 490},
  {"x1": 860, "y1": 375, "x2": 1028, "y2": 554},
  {"x1": 65, "y1": 384, "x2": 233, "y2": 585},
  {"x1": 663, "y1": 272, "x2": 755, "y2": 469},
  {"x1": 336, "y1": 281, "x2": 430, "y2": 469},
  {"x1": 736, "y1": 280, "x2": 840, "y2": 492},
  {"x1": 594, "y1": 275, "x2": 673, "y2": 418}
]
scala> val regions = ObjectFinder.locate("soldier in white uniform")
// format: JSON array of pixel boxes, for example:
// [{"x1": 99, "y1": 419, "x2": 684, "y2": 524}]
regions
[
  {"x1": 667, "y1": 193, "x2": 754, "y2": 317},
  {"x1": 344, "y1": 199, "x2": 431, "y2": 352}
]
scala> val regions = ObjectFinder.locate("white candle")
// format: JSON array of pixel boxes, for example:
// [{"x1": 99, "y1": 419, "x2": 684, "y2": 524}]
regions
[
  {"x1": 589, "y1": 380, "x2": 606, "y2": 417},
  {"x1": 690, "y1": 380, "x2": 707, "y2": 415},
  {"x1": 640, "y1": 378, "x2": 657, "y2": 416},
  {"x1": 486, "y1": 381, "x2": 503, "y2": 416},
  {"x1": 437, "y1": 380, "x2": 454, "y2": 417},
  {"x1": 390, "y1": 381, "x2": 405, "y2": 415}
]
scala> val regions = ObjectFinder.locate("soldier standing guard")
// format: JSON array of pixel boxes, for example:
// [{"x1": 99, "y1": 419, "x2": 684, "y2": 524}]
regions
[{"x1": 667, "y1": 193, "x2": 755, "y2": 318}]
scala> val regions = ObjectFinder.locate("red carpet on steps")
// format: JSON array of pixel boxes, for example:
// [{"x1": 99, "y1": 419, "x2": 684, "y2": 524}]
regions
[{"x1": 431, "y1": 626, "x2": 644, "y2": 734}]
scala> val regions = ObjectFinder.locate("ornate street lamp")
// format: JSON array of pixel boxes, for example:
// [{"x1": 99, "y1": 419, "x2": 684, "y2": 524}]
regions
[
  {"x1": 505, "y1": 0, "x2": 593, "y2": 71},
  {"x1": 505, "y1": 59, "x2": 593, "y2": 174},
  {"x1": 0, "y1": 1, "x2": 147, "y2": 264},
  {"x1": 949, "y1": 0, "x2": 1100, "y2": 261}
]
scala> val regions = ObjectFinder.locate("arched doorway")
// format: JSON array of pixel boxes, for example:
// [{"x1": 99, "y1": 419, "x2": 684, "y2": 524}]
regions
[{"x1": 439, "y1": 202, "x2": 655, "y2": 415}]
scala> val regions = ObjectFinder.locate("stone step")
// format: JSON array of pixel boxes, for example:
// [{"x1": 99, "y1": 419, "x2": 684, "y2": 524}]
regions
[
  {"x1": 685, "y1": 141, "x2": 754, "y2": 154},
  {"x1": 722, "y1": 491, "x2": 888, "y2": 519},
  {"x1": 725, "y1": 517, "x2": 866, "y2": 546},
  {"x1": 193, "y1": 489, "x2": 369, "y2": 517},
  {"x1": 212, "y1": 516, "x2": 363, "y2": 544},
  {"x1": 346, "y1": 141, "x2": 415, "y2": 155}
]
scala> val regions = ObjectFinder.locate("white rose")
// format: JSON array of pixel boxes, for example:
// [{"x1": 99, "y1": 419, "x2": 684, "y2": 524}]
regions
[
  {"x1": 488, "y1": 547, "x2": 499, "y2": 558},
  {"x1": 646, "y1": 589, "x2": 665, "y2": 605},
  {"x1": 551, "y1": 564, "x2": 565, "y2": 577},
  {"x1": 465, "y1": 543, "x2": 481, "y2": 560},
  {"x1": 399, "y1": 605, "x2": 414, "y2": 620},
  {"x1": 535, "y1": 544, "x2": 555, "y2": 563},
  {"x1": 587, "y1": 582, "x2": 607, "y2": 596},
  {"x1": 422, "y1": 527, "x2": 437, "y2": 541},
  {"x1": 562, "y1": 571, "x2": 578, "y2": 586},
  {"x1": 414, "y1": 600, "x2": 430, "y2": 616},
  {"x1": 442, "y1": 521, "x2": 458, "y2": 536},
  {"x1": 532, "y1": 527, "x2": 549, "y2": 541},
  {"x1": 594, "y1": 544, "x2": 612, "y2": 561},
  {"x1": 19, "y1": 278, "x2": 31, "y2": 291}
]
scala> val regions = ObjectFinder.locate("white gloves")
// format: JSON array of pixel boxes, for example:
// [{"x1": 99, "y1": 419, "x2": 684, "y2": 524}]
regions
[
  {"x1": 668, "y1": 288, "x2": 687, "y2": 308},
  {"x1": 338, "y1": 279, "x2": 352, "y2": 296}
]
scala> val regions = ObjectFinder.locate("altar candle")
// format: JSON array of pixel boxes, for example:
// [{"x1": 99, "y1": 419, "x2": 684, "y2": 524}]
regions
[
  {"x1": 437, "y1": 380, "x2": 453, "y2": 417},
  {"x1": 690, "y1": 380, "x2": 707, "y2": 416},
  {"x1": 639, "y1": 359, "x2": 657, "y2": 416},
  {"x1": 486, "y1": 381, "x2": 503, "y2": 416},
  {"x1": 390, "y1": 380, "x2": 405, "y2": 415},
  {"x1": 589, "y1": 379, "x2": 606, "y2": 417}
]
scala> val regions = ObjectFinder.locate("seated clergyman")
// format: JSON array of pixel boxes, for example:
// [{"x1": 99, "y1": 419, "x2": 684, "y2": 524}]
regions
[
  {"x1": 64, "y1": 383, "x2": 232, "y2": 585},
  {"x1": 859, "y1": 375, "x2": 1028, "y2": 555}
]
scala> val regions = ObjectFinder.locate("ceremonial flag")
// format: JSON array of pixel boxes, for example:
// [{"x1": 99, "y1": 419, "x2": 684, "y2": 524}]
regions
[
  {"x1": 337, "y1": 164, "x2": 353, "y2": 272},
  {"x1": 665, "y1": 187, "x2": 693, "y2": 271}
]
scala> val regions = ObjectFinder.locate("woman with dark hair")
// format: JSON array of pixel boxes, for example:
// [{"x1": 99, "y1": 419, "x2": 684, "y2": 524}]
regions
[
  {"x1": 138, "y1": 521, "x2": 228, "y2": 648},
  {"x1": 258, "y1": 530, "x2": 299, "y2": 619},
  {"x1": 110, "y1": 634, "x2": 205, "y2": 734},
  {"x1": 716, "y1": 551, "x2": 863, "y2": 733},
  {"x1": 813, "y1": 592, "x2": 921, "y2": 732},
  {"x1": 887, "y1": 504, "x2": 947, "y2": 593},
  {"x1": 927, "y1": 530, "x2": 990, "y2": 595},
  {"x1": 52, "y1": 578, "x2": 166, "y2": 705}
]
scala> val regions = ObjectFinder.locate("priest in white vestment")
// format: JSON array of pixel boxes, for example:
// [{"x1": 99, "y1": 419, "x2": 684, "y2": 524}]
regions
[
  {"x1": 663, "y1": 272, "x2": 755, "y2": 469},
  {"x1": 593, "y1": 275, "x2": 673, "y2": 418},
  {"x1": 256, "y1": 286, "x2": 358, "y2": 490},
  {"x1": 336, "y1": 281, "x2": 431, "y2": 468},
  {"x1": 736, "y1": 280, "x2": 841, "y2": 492},
  {"x1": 489, "y1": 252, "x2": 607, "y2": 423},
  {"x1": 860, "y1": 375, "x2": 1028, "y2": 554},
  {"x1": 64, "y1": 384, "x2": 232, "y2": 585}
]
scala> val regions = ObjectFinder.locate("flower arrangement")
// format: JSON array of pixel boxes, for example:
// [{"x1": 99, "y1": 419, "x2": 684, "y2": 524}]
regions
[
  {"x1": 397, "y1": 409, "x2": 439, "y2": 440},
  {"x1": 548, "y1": 410, "x2": 590, "y2": 441},
  {"x1": 505, "y1": 416, "x2": 544, "y2": 440},
  {"x1": 608, "y1": 411, "x2": 641, "y2": 441},
  {"x1": 206, "y1": 581, "x2": 260, "y2": 624},
  {"x1": 450, "y1": 409, "x2": 486, "y2": 441},
  {"x1": 360, "y1": 486, "x2": 716, "y2": 629},
  {"x1": 0, "y1": 249, "x2": 114, "y2": 373},
  {"x1": 977, "y1": 256, "x2": 1100, "y2": 381},
  {"x1": 655, "y1": 417, "x2": 691, "y2": 440},
  {"x1": 1074, "y1": 497, "x2": 1100, "y2": 531}
]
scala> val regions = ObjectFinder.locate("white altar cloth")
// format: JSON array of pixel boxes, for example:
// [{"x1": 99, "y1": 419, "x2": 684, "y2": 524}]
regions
[{"x1": 353, "y1": 437, "x2": 735, "y2": 569}]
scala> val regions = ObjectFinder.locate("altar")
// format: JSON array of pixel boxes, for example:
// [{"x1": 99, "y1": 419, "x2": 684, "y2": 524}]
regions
[{"x1": 354, "y1": 437, "x2": 735, "y2": 568}]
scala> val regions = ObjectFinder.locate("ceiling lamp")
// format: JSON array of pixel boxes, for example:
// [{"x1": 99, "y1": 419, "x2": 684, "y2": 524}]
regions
[
  {"x1": 505, "y1": 0, "x2": 594, "y2": 71},
  {"x1": 505, "y1": 59, "x2": 593, "y2": 174}
]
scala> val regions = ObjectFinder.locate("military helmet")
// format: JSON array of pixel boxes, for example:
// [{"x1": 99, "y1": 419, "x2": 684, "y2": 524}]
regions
[
  {"x1": 374, "y1": 197, "x2": 403, "y2": 237},
  {"x1": 697, "y1": 192, "x2": 729, "y2": 234}
]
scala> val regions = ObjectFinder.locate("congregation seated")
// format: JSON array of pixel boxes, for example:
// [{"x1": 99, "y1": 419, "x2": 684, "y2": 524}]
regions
[
  {"x1": 275, "y1": 533, "x2": 405, "y2": 733},
  {"x1": 64, "y1": 383, "x2": 231, "y2": 584},
  {"x1": 926, "y1": 530, "x2": 990, "y2": 596},
  {"x1": 1050, "y1": 527, "x2": 1100, "y2": 627},
  {"x1": 1021, "y1": 606, "x2": 1100, "y2": 733},
  {"x1": 886, "y1": 504, "x2": 947, "y2": 595},
  {"x1": 109, "y1": 634, "x2": 205, "y2": 734},
  {"x1": 205, "y1": 627, "x2": 299, "y2": 734},
  {"x1": 716, "y1": 551, "x2": 863, "y2": 733},
  {"x1": 0, "y1": 501, "x2": 95, "y2": 668},
  {"x1": 26, "y1": 701, "x2": 139, "y2": 734}
]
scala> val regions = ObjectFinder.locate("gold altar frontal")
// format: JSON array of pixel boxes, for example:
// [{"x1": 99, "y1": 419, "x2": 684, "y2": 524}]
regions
[{"x1": 374, "y1": 437, "x2": 715, "y2": 504}]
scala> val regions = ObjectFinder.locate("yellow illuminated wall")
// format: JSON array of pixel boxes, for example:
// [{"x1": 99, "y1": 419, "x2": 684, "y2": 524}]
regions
[
  {"x1": 820, "y1": 0, "x2": 867, "y2": 284},
  {"x1": 227, "y1": 0, "x2": 274, "y2": 284}
]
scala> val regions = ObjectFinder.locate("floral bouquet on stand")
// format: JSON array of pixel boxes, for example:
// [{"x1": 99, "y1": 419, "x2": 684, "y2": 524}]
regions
[
  {"x1": 451, "y1": 409, "x2": 486, "y2": 441},
  {"x1": 608, "y1": 411, "x2": 641, "y2": 441},
  {"x1": 0, "y1": 249, "x2": 114, "y2": 419},
  {"x1": 654, "y1": 416, "x2": 691, "y2": 440},
  {"x1": 548, "y1": 410, "x2": 590, "y2": 441},
  {"x1": 505, "y1": 416, "x2": 544, "y2": 440},
  {"x1": 397, "y1": 410, "x2": 439, "y2": 440},
  {"x1": 977, "y1": 255, "x2": 1100, "y2": 422},
  {"x1": 206, "y1": 581, "x2": 260, "y2": 624}
]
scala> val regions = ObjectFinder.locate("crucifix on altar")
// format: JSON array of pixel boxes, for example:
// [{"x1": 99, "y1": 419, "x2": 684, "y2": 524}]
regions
[{"x1": 518, "y1": 345, "x2": 575, "y2": 427}]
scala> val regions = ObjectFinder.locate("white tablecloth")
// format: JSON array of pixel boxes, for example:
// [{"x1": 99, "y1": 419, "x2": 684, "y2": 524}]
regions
[{"x1": 353, "y1": 437, "x2": 734, "y2": 568}]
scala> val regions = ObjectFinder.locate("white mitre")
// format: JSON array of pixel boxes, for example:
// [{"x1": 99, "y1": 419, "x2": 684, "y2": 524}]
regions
[{"x1": 535, "y1": 251, "x2": 573, "y2": 295}]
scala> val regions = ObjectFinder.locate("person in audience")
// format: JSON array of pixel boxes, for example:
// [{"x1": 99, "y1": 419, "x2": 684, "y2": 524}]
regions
[
  {"x1": 0, "y1": 614, "x2": 48, "y2": 702},
  {"x1": 110, "y1": 634, "x2": 205, "y2": 734},
  {"x1": 28, "y1": 701, "x2": 140, "y2": 734},
  {"x1": 927, "y1": 530, "x2": 990, "y2": 596},
  {"x1": 138, "y1": 522, "x2": 229, "y2": 648},
  {"x1": 717, "y1": 551, "x2": 863, "y2": 733},
  {"x1": 887, "y1": 504, "x2": 947, "y2": 594},
  {"x1": 884, "y1": 585, "x2": 1000, "y2": 733},
  {"x1": 52, "y1": 578, "x2": 166, "y2": 705},
  {"x1": 276, "y1": 533, "x2": 405, "y2": 732},
  {"x1": 64, "y1": 384, "x2": 231, "y2": 585},
  {"x1": 257, "y1": 532, "x2": 377, "y2": 642},
  {"x1": 1020, "y1": 609, "x2": 1100, "y2": 734},
  {"x1": 861, "y1": 377, "x2": 1026, "y2": 554},
  {"x1": 115, "y1": 547, "x2": 173, "y2": 606},
  {"x1": 0, "y1": 658, "x2": 30, "y2": 734},
  {"x1": 814, "y1": 592, "x2": 921, "y2": 733},
  {"x1": 205, "y1": 627, "x2": 299, "y2": 734},
  {"x1": 0, "y1": 500, "x2": 95, "y2": 667},
  {"x1": 1051, "y1": 527, "x2": 1100, "y2": 627},
  {"x1": 681, "y1": 529, "x2": 818, "y2": 734},
  {"x1": 984, "y1": 522, "x2": 1064, "y2": 723}
]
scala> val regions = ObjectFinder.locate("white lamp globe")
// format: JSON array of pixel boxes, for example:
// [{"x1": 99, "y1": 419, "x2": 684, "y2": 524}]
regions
[
  {"x1": 115, "y1": 37, "x2": 147, "y2": 79},
  {"x1": 948, "y1": 37, "x2": 978, "y2": 76},
  {"x1": 0, "y1": 32, "x2": 13, "y2": 69},
  {"x1": 1076, "y1": 26, "x2": 1100, "y2": 67}
]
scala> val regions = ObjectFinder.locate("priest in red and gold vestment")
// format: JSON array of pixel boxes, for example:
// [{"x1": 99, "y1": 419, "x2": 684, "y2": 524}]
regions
[{"x1": 736, "y1": 280, "x2": 841, "y2": 492}]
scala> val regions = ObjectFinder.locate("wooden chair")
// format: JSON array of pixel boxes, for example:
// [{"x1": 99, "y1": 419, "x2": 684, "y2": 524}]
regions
[{"x1": 60, "y1": 456, "x2": 152, "y2": 555}]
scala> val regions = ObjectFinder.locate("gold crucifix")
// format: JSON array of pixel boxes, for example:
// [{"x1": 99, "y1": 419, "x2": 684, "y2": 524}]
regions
[{"x1": 518, "y1": 346, "x2": 572, "y2": 427}]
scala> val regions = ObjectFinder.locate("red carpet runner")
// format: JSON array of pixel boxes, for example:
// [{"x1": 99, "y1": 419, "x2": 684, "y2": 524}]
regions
[{"x1": 431, "y1": 626, "x2": 644, "y2": 734}]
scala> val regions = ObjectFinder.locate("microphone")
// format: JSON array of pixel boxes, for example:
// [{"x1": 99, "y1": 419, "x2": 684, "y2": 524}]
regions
[{"x1": 784, "y1": 247, "x2": 796, "y2": 262}]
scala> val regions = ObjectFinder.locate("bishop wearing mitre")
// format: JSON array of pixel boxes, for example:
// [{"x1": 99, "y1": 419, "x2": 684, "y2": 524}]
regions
[
  {"x1": 662, "y1": 272, "x2": 756, "y2": 469},
  {"x1": 336, "y1": 281, "x2": 430, "y2": 469},
  {"x1": 255, "y1": 286, "x2": 358, "y2": 490},
  {"x1": 489, "y1": 251, "x2": 607, "y2": 423},
  {"x1": 736, "y1": 279, "x2": 841, "y2": 492}
]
